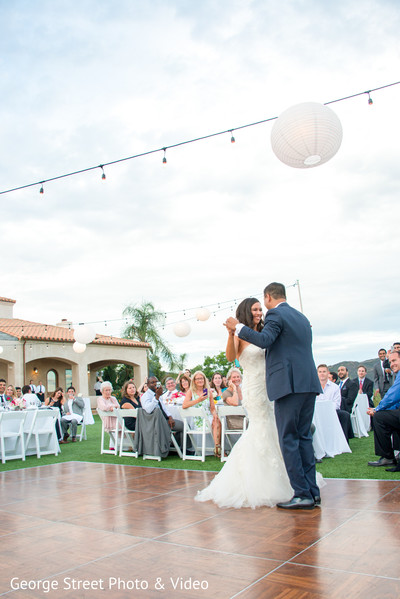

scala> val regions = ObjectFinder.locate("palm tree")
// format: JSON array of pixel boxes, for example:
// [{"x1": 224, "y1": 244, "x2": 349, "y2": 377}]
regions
[
  {"x1": 122, "y1": 301, "x2": 177, "y2": 370},
  {"x1": 176, "y1": 352, "x2": 188, "y2": 371}
]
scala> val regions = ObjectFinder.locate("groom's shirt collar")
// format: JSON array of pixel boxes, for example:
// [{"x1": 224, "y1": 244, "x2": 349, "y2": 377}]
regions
[{"x1": 267, "y1": 300, "x2": 286, "y2": 311}]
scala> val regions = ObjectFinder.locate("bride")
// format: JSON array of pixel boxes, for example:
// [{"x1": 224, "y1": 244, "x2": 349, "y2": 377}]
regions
[{"x1": 195, "y1": 297, "x2": 297, "y2": 508}]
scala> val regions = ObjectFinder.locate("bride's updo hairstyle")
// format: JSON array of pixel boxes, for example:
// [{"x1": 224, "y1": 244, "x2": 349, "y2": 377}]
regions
[{"x1": 236, "y1": 298, "x2": 264, "y2": 332}]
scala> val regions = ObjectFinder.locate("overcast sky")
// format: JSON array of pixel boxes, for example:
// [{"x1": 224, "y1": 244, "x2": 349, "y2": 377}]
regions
[{"x1": 1, "y1": 0, "x2": 399, "y2": 368}]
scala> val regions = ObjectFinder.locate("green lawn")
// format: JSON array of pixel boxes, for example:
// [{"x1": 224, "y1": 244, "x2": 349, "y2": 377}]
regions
[{"x1": 1, "y1": 416, "x2": 398, "y2": 480}]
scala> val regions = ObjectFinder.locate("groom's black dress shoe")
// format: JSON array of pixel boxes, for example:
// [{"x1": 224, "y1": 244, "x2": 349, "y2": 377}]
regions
[
  {"x1": 386, "y1": 462, "x2": 400, "y2": 472},
  {"x1": 313, "y1": 495, "x2": 321, "y2": 506},
  {"x1": 277, "y1": 497, "x2": 315, "y2": 510}
]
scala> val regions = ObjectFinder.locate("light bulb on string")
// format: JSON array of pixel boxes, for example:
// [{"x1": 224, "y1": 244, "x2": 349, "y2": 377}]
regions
[
  {"x1": 39, "y1": 183, "x2": 44, "y2": 194},
  {"x1": 100, "y1": 165, "x2": 106, "y2": 180},
  {"x1": 230, "y1": 130, "x2": 235, "y2": 143},
  {"x1": 162, "y1": 148, "x2": 167, "y2": 164},
  {"x1": 367, "y1": 92, "x2": 373, "y2": 105}
]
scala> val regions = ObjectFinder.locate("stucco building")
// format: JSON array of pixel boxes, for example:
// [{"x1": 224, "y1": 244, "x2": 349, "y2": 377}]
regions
[{"x1": 0, "y1": 297, "x2": 149, "y2": 398}]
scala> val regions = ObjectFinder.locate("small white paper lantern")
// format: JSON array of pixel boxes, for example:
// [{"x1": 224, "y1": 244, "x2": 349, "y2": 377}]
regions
[
  {"x1": 74, "y1": 324, "x2": 96, "y2": 344},
  {"x1": 196, "y1": 307, "x2": 211, "y2": 321},
  {"x1": 173, "y1": 322, "x2": 191, "y2": 337},
  {"x1": 73, "y1": 341, "x2": 87, "y2": 353},
  {"x1": 271, "y1": 102, "x2": 343, "y2": 168}
]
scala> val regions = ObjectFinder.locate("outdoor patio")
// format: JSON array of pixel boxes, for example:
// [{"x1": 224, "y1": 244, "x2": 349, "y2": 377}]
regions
[{"x1": 1, "y1": 461, "x2": 400, "y2": 598}]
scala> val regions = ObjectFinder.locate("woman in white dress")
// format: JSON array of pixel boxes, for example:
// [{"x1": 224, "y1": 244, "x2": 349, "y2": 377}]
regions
[{"x1": 195, "y1": 297, "x2": 294, "y2": 508}]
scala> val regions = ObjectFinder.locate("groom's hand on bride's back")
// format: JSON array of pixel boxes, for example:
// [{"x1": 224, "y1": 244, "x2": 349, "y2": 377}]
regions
[{"x1": 225, "y1": 317, "x2": 239, "y2": 333}]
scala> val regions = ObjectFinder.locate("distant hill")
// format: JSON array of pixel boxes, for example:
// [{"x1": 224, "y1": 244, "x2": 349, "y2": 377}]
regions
[{"x1": 328, "y1": 358, "x2": 379, "y2": 380}]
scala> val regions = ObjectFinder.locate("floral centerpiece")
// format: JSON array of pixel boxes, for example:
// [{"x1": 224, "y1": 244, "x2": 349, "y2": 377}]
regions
[
  {"x1": 10, "y1": 397, "x2": 26, "y2": 410},
  {"x1": 168, "y1": 391, "x2": 185, "y2": 405}
]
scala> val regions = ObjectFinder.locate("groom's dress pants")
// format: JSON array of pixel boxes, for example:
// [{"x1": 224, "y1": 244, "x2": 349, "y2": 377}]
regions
[{"x1": 274, "y1": 392, "x2": 318, "y2": 500}]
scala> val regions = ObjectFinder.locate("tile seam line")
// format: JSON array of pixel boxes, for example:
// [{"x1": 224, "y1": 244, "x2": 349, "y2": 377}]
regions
[
  {"x1": 289, "y1": 560, "x2": 400, "y2": 581},
  {"x1": 229, "y1": 510, "x2": 362, "y2": 599},
  {"x1": 0, "y1": 539, "x2": 153, "y2": 597}
]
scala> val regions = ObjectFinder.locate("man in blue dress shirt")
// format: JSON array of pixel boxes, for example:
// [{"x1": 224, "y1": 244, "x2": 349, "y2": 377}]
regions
[{"x1": 368, "y1": 350, "x2": 400, "y2": 470}]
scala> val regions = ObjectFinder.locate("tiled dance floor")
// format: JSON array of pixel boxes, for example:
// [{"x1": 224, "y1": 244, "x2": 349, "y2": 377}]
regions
[{"x1": 0, "y1": 462, "x2": 400, "y2": 598}]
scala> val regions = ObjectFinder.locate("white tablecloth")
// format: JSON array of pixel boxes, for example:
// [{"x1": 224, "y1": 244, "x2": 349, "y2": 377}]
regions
[
  {"x1": 352, "y1": 393, "x2": 370, "y2": 437},
  {"x1": 312, "y1": 400, "x2": 352, "y2": 460}
]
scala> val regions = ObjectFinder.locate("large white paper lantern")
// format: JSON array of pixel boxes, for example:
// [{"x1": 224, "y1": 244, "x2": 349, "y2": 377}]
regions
[
  {"x1": 173, "y1": 322, "x2": 191, "y2": 337},
  {"x1": 196, "y1": 307, "x2": 211, "y2": 321},
  {"x1": 73, "y1": 341, "x2": 87, "y2": 353},
  {"x1": 74, "y1": 324, "x2": 96, "y2": 344},
  {"x1": 271, "y1": 102, "x2": 343, "y2": 168}
]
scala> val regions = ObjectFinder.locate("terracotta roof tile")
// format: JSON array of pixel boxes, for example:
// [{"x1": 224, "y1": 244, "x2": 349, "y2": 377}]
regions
[
  {"x1": 0, "y1": 297, "x2": 16, "y2": 303},
  {"x1": 0, "y1": 318, "x2": 149, "y2": 348}
]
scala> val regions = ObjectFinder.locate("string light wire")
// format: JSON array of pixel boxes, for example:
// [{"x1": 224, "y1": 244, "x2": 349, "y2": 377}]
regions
[{"x1": 0, "y1": 81, "x2": 398, "y2": 197}]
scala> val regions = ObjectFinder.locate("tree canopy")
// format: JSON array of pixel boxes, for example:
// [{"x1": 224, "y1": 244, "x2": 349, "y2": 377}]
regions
[{"x1": 122, "y1": 301, "x2": 177, "y2": 370}]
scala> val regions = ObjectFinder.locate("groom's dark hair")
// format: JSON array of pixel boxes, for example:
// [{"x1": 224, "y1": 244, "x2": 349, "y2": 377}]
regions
[
  {"x1": 264, "y1": 282, "x2": 286, "y2": 299},
  {"x1": 236, "y1": 298, "x2": 264, "y2": 332}
]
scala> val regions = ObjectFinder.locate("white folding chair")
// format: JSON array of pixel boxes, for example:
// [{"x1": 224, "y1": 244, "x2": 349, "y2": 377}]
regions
[
  {"x1": 217, "y1": 405, "x2": 248, "y2": 462},
  {"x1": 0, "y1": 411, "x2": 27, "y2": 464},
  {"x1": 25, "y1": 410, "x2": 60, "y2": 458},
  {"x1": 179, "y1": 406, "x2": 214, "y2": 462},
  {"x1": 170, "y1": 430, "x2": 183, "y2": 459},
  {"x1": 115, "y1": 409, "x2": 138, "y2": 457},
  {"x1": 96, "y1": 409, "x2": 119, "y2": 455},
  {"x1": 76, "y1": 402, "x2": 87, "y2": 442}
]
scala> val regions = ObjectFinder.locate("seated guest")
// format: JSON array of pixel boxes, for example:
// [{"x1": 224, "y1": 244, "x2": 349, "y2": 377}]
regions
[
  {"x1": 368, "y1": 350, "x2": 400, "y2": 471},
  {"x1": 317, "y1": 365, "x2": 354, "y2": 441},
  {"x1": 329, "y1": 371, "x2": 338, "y2": 384},
  {"x1": 59, "y1": 386, "x2": 85, "y2": 443},
  {"x1": 222, "y1": 368, "x2": 243, "y2": 407},
  {"x1": 222, "y1": 368, "x2": 245, "y2": 432},
  {"x1": 15, "y1": 387, "x2": 23, "y2": 398},
  {"x1": 21, "y1": 384, "x2": 41, "y2": 407},
  {"x1": 120, "y1": 380, "x2": 142, "y2": 431},
  {"x1": 6, "y1": 384, "x2": 17, "y2": 401},
  {"x1": 161, "y1": 377, "x2": 184, "y2": 405},
  {"x1": 337, "y1": 366, "x2": 358, "y2": 413},
  {"x1": 142, "y1": 377, "x2": 184, "y2": 443},
  {"x1": 137, "y1": 380, "x2": 148, "y2": 397},
  {"x1": 97, "y1": 381, "x2": 119, "y2": 448},
  {"x1": 182, "y1": 371, "x2": 222, "y2": 457},
  {"x1": 45, "y1": 387, "x2": 64, "y2": 408},
  {"x1": 175, "y1": 369, "x2": 191, "y2": 387},
  {"x1": 45, "y1": 387, "x2": 65, "y2": 438},
  {"x1": 0, "y1": 378, "x2": 7, "y2": 405},
  {"x1": 353, "y1": 365, "x2": 374, "y2": 408},
  {"x1": 178, "y1": 374, "x2": 191, "y2": 399},
  {"x1": 210, "y1": 372, "x2": 227, "y2": 404}
]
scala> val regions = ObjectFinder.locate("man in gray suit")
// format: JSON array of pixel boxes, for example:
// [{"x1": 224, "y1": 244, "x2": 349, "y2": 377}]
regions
[
  {"x1": 60, "y1": 386, "x2": 85, "y2": 443},
  {"x1": 373, "y1": 349, "x2": 393, "y2": 398}
]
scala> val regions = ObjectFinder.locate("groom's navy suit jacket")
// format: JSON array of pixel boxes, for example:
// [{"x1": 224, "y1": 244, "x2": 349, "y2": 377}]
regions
[{"x1": 238, "y1": 302, "x2": 322, "y2": 402}]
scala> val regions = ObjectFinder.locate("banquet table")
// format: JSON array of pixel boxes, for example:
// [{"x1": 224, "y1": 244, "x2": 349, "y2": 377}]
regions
[
  {"x1": 351, "y1": 393, "x2": 370, "y2": 438},
  {"x1": 312, "y1": 400, "x2": 352, "y2": 460}
]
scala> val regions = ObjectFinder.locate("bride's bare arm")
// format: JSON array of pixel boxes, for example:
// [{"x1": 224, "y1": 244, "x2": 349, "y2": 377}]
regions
[{"x1": 226, "y1": 331, "x2": 238, "y2": 362}]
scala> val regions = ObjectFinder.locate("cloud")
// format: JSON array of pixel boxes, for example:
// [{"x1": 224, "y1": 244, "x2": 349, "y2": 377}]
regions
[{"x1": 1, "y1": 0, "x2": 399, "y2": 368}]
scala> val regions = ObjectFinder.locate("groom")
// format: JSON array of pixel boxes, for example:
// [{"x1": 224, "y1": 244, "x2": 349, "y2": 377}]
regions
[{"x1": 225, "y1": 282, "x2": 322, "y2": 509}]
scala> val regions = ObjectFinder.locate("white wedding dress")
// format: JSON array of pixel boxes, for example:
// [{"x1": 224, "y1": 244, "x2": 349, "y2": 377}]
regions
[{"x1": 195, "y1": 344, "x2": 294, "y2": 508}]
